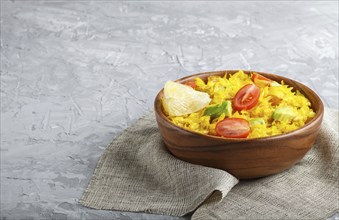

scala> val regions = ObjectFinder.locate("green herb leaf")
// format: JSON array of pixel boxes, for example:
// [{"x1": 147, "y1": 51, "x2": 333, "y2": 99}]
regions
[{"x1": 249, "y1": 118, "x2": 266, "y2": 127}]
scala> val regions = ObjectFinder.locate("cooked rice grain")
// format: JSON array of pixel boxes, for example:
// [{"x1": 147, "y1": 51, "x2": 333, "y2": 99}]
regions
[{"x1": 167, "y1": 71, "x2": 316, "y2": 138}]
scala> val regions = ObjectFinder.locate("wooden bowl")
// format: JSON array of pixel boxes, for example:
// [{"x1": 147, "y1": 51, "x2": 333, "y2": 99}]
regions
[{"x1": 154, "y1": 70, "x2": 324, "y2": 179}]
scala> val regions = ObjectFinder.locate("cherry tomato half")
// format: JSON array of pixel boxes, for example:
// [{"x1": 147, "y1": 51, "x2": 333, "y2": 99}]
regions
[
  {"x1": 251, "y1": 73, "x2": 272, "y2": 87},
  {"x1": 233, "y1": 84, "x2": 260, "y2": 111},
  {"x1": 182, "y1": 81, "x2": 196, "y2": 89},
  {"x1": 215, "y1": 118, "x2": 250, "y2": 138}
]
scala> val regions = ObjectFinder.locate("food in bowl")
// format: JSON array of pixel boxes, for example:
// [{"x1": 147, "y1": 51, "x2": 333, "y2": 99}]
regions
[
  {"x1": 154, "y1": 70, "x2": 323, "y2": 179},
  {"x1": 162, "y1": 70, "x2": 315, "y2": 139}
]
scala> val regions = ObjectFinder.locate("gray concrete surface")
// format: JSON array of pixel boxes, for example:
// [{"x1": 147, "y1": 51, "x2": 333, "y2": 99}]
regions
[{"x1": 1, "y1": 1, "x2": 338, "y2": 219}]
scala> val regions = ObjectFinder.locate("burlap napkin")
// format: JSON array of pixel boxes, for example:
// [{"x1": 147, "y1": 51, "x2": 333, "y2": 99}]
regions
[{"x1": 80, "y1": 108, "x2": 338, "y2": 219}]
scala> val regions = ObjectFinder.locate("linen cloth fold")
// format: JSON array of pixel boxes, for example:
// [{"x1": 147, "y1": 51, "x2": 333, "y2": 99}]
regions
[
  {"x1": 80, "y1": 112, "x2": 239, "y2": 216},
  {"x1": 80, "y1": 108, "x2": 338, "y2": 219}
]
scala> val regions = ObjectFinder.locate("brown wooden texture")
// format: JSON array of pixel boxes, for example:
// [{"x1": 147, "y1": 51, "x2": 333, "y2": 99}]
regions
[{"x1": 154, "y1": 70, "x2": 324, "y2": 179}]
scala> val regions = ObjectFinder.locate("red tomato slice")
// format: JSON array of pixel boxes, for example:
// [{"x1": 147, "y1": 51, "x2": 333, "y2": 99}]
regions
[
  {"x1": 215, "y1": 118, "x2": 250, "y2": 138},
  {"x1": 233, "y1": 84, "x2": 260, "y2": 111},
  {"x1": 251, "y1": 73, "x2": 272, "y2": 87},
  {"x1": 182, "y1": 81, "x2": 196, "y2": 89}
]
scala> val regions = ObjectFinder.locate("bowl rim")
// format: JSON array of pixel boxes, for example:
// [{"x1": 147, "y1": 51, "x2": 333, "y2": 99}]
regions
[{"x1": 154, "y1": 70, "x2": 324, "y2": 143}]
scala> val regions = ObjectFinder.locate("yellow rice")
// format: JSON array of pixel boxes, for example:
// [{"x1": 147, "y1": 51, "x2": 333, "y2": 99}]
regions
[{"x1": 166, "y1": 70, "x2": 316, "y2": 138}]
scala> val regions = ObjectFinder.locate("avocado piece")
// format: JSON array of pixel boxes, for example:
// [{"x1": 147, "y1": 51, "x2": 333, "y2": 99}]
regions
[
  {"x1": 204, "y1": 101, "x2": 232, "y2": 118},
  {"x1": 272, "y1": 106, "x2": 297, "y2": 121},
  {"x1": 249, "y1": 118, "x2": 266, "y2": 127},
  {"x1": 204, "y1": 105, "x2": 218, "y2": 117}
]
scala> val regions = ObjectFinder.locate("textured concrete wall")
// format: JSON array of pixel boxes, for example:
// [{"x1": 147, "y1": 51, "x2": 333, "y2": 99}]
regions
[{"x1": 1, "y1": 1, "x2": 338, "y2": 219}]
